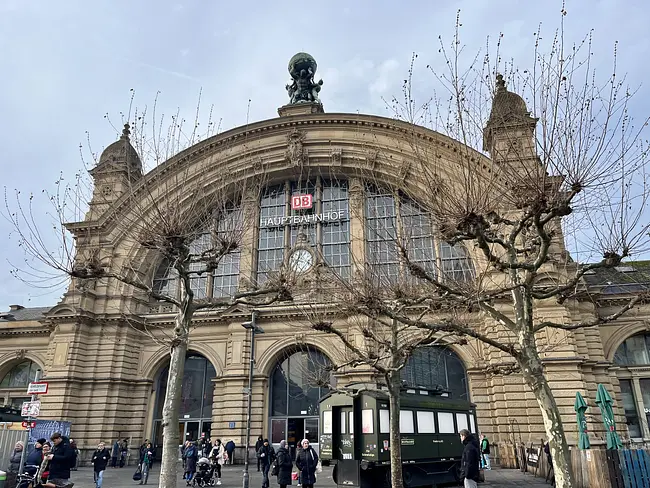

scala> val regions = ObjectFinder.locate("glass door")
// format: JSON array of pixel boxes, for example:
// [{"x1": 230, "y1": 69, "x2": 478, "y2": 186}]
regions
[
  {"x1": 185, "y1": 421, "x2": 200, "y2": 442},
  {"x1": 305, "y1": 417, "x2": 320, "y2": 454},
  {"x1": 271, "y1": 419, "x2": 287, "y2": 447}
]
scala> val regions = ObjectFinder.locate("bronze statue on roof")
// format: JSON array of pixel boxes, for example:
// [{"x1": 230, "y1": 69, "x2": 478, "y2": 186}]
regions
[{"x1": 286, "y1": 52, "x2": 323, "y2": 105}]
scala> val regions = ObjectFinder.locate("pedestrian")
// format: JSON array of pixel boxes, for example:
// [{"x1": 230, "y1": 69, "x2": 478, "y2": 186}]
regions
[
  {"x1": 209, "y1": 439, "x2": 225, "y2": 485},
  {"x1": 111, "y1": 440, "x2": 120, "y2": 468},
  {"x1": 46, "y1": 432, "x2": 75, "y2": 488},
  {"x1": 181, "y1": 441, "x2": 191, "y2": 475},
  {"x1": 255, "y1": 435, "x2": 264, "y2": 471},
  {"x1": 6, "y1": 441, "x2": 24, "y2": 488},
  {"x1": 276, "y1": 440, "x2": 293, "y2": 488},
  {"x1": 184, "y1": 441, "x2": 198, "y2": 485},
  {"x1": 138, "y1": 442, "x2": 154, "y2": 485},
  {"x1": 225, "y1": 439, "x2": 235, "y2": 465},
  {"x1": 479, "y1": 434, "x2": 491, "y2": 470},
  {"x1": 119, "y1": 439, "x2": 128, "y2": 467},
  {"x1": 39, "y1": 442, "x2": 52, "y2": 486},
  {"x1": 295, "y1": 439, "x2": 318, "y2": 488},
  {"x1": 69, "y1": 439, "x2": 79, "y2": 471},
  {"x1": 91, "y1": 441, "x2": 110, "y2": 488},
  {"x1": 257, "y1": 438, "x2": 275, "y2": 488},
  {"x1": 459, "y1": 429, "x2": 480, "y2": 488},
  {"x1": 26, "y1": 438, "x2": 47, "y2": 475}
]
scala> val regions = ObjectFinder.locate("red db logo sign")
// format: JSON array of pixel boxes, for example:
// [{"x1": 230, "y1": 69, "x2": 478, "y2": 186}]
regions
[{"x1": 291, "y1": 194, "x2": 313, "y2": 210}]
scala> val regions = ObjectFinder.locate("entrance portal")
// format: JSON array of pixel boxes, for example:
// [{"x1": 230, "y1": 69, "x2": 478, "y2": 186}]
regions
[
  {"x1": 269, "y1": 349, "x2": 331, "y2": 454},
  {"x1": 152, "y1": 354, "x2": 216, "y2": 457}
]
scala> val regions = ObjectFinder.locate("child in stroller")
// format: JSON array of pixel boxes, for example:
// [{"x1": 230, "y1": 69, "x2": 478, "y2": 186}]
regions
[{"x1": 192, "y1": 457, "x2": 215, "y2": 486}]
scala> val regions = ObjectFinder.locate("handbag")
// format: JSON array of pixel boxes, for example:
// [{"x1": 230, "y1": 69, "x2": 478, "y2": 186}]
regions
[
  {"x1": 271, "y1": 460, "x2": 279, "y2": 476},
  {"x1": 316, "y1": 460, "x2": 322, "y2": 474},
  {"x1": 132, "y1": 464, "x2": 142, "y2": 481},
  {"x1": 291, "y1": 472, "x2": 299, "y2": 481}
]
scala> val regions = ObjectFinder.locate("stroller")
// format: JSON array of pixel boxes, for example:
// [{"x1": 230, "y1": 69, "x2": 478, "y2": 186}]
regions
[{"x1": 192, "y1": 457, "x2": 215, "y2": 486}]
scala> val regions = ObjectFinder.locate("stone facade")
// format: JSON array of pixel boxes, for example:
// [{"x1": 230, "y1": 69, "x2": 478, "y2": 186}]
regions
[{"x1": 1, "y1": 89, "x2": 649, "y2": 466}]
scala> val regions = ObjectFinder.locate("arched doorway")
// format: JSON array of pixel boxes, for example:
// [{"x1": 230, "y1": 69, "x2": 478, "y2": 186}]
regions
[
  {"x1": 402, "y1": 346, "x2": 469, "y2": 400},
  {"x1": 152, "y1": 354, "x2": 216, "y2": 450},
  {"x1": 269, "y1": 349, "x2": 331, "y2": 455}
]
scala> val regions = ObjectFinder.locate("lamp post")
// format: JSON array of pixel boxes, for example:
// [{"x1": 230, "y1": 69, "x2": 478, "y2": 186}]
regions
[{"x1": 242, "y1": 311, "x2": 264, "y2": 488}]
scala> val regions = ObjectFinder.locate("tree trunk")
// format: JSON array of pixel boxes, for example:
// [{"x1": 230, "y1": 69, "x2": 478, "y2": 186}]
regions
[
  {"x1": 159, "y1": 324, "x2": 189, "y2": 488},
  {"x1": 388, "y1": 374, "x2": 404, "y2": 488},
  {"x1": 519, "y1": 349, "x2": 574, "y2": 488}
]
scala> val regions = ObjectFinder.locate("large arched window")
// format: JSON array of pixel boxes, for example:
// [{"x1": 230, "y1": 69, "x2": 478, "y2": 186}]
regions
[
  {"x1": 0, "y1": 360, "x2": 39, "y2": 388},
  {"x1": 269, "y1": 349, "x2": 332, "y2": 448},
  {"x1": 152, "y1": 354, "x2": 216, "y2": 447},
  {"x1": 257, "y1": 179, "x2": 350, "y2": 283},
  {"x1": 402, "y1": 346, "x2": 468, "y2": 400},
  {"x1": 0, "y1": 360, "x2": 40, "y2": 408},
  {"x1": 364, "y1": 186, "x2": 474, "y2": 285},
  {"x1": 614, "y1": 333, "x2": 650, "y2": 439},
  {"x1": 152, "y1": 206, "x2": 242, "y2": 301}
]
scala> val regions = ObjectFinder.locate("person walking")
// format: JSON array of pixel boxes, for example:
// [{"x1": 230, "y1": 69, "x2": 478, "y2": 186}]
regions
[
  {"x1": 257, "y1": 439, "x2": 275, "y2": 488},
  {"x1": 138, "y1": 442, "x2": 154, "y2": 485},
  {"x1": 276, "y1": 440, "x2": 293, "y2": 488},
  {"x1": 479, "y1": 434, "x2": 491, "y2": 470},
  {"x1": 225, "y1": 440, "x2": 235, "y2": 465},
  {"x1": 91, "y1": 442, "x2": 110, "y2": 488},
  {"x1": 110, "y1": 440, "x2": 120, "y2": 468},
  {"x1": 184, "y1": 441, "x2": 199, "y2": 485},
  {"x1": 209, "y1": 439, "x2": 225, "y2": 485},
  {"x1": 25, "y1": 438, "x2": 47, "y2": 475},
  {"x1": 69, "y1": 439, "x2": 79, "y2": 471},
  {"x1": 119, "y1": 439, "x2": 128, "y2": 468},
  {"x1": 46, "y1": 432, "x2": 75, "y2": 488},
  {"x1": 295, "y1": 439, "x2": 318, "y2": 488},
  {"x1": 459, "y1": 429, "x2": 480, "y2": 488},
  {"x1": 255, "y1": 435, "x2": 264, "y2": 472}
]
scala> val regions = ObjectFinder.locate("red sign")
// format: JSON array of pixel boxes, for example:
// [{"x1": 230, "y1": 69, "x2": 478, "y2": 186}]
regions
[
  {"x1": 21, "y1": 421, "x2": 36, "y2": 428},
  {"x1": 291, "y1": 194, "x2": 313, "y2": 210}
]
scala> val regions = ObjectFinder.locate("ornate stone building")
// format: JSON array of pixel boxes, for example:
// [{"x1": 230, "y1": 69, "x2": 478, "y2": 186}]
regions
[{"x1": 1, "y1": 54, "x2": 649, "y2": 463}]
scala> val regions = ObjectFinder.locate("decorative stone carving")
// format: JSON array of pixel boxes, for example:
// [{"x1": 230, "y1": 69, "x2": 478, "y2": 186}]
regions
[
  {"x1": 252, "y1": 157, "x2": 263, "y2": 172},
  {"x1": 365, "y1": 148, "x2": 379, "y2": 169},
  {"x1": 15, "y1": 349, "x2": 26, "y2": 360},
  {"x1": 285, "y1": 129, "x2": 307, "y2": 166},
  {"x1": 330, "y1": 147, "x2": 342, "y2": 166}
]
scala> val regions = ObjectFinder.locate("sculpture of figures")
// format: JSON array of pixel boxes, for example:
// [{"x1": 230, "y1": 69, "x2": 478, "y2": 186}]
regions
[{"x1": 286, "y1": 52, "x2": 323, "y2": 105}]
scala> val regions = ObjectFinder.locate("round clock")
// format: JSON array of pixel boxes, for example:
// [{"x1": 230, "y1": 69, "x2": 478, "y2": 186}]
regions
[{"x1": 289, "y1": 248, "x2": 314, "y2": 273}]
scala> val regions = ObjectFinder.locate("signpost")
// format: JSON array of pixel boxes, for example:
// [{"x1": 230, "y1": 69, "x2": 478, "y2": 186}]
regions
[
  {"x1": 18, "y1": 369, "x2": 42, "y2": 476},
  {"x1": 27, "y1": 382, "x2": 49, "y2": 395}
]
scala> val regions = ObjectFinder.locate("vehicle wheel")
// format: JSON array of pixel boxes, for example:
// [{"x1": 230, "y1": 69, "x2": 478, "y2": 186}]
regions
[
  {"x1": 403, "y1": 468, "x2": 414, "y2": 487},
  {"x1": 332, "y1": 464, "x2": 338, "y2": 484}
]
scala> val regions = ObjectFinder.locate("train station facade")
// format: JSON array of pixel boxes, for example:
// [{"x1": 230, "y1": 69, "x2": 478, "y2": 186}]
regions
[{"x1": 1, "y1": 58, "x2": 649, "y2": 463}]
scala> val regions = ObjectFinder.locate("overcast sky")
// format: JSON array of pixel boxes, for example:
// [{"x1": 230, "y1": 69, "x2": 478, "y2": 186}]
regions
[{"x1": 1, "y1": 0, "x2": 649, "y2": 310}]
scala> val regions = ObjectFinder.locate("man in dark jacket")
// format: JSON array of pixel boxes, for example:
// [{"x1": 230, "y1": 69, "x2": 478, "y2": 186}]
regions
[
  {"x1": 225, "y1": 440, "x2": 235, "y2": 464},
  {"x1": 46, "y1": 432, "x2": 75, "y2": 488},
  {"x1": 91, "y1": 442, "x2": 111, "y2": 488},
  {"x1": 275, "y1": 440, "x2": 293, "y2": 488},
  {"x1": 25, "y1": 438, "x2": 47, "y2": 474},
  {"x1": 459, "y1": 429, "x2": 480, "y2": 488},
  {"x1": 257, "y1": 438, "x2": 275, "y2": 488},
  {"x1": 255, "y1": 435, "x2": 264, "y2": 471}
]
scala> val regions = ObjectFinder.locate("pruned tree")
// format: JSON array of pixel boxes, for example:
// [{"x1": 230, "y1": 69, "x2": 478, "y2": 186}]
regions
[
  {"x1": 332, "y1": 11, "x2": 650, "y2": 488},
  {"x1": 3, "y1": 95, "x2": 286, "y2": 488}
]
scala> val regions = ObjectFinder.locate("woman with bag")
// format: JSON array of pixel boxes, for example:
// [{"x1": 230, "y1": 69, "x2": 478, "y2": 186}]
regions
[
  {"x1": 209, "y1": 439, "x2": 225, "y2": 486},
  {"x1": 275, "y1": 440, "x2": 293, "y2": 488},
  {"x1": 295, "y1": 439, "x2": 319, "y2": 488}
]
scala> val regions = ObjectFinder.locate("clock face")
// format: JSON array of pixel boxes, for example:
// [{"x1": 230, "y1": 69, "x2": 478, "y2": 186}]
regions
[{"x1": 289, "y1": 249, "x2": 314, "y2": 273}]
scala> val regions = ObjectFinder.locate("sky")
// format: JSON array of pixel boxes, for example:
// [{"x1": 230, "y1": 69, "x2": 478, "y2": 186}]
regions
[{"x1": 1, "y1": 0, "x2": 649, "y2": 310}]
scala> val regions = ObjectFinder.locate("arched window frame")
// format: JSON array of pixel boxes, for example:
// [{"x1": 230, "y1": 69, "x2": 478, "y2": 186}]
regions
[
  {"x1": 152, "y1": 205, "x2": 243, "y2": 301},
  {"x1": 613, "y1": 333, "x2": 650, "y2": 439},
  {"x1": 364, "y1": 185, "x2": 475, "y2": 285},
  {"x1": 0, "y1": 360, "x2": 41, "y2": 409},
  {"x1": 401, "y1": 346, "x2": 468, "y2": 400}
]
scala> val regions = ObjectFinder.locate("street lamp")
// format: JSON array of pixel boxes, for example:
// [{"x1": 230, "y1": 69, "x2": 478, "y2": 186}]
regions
[{"x1": 242, "y1": 311, "x2": 264, "y2": 488}]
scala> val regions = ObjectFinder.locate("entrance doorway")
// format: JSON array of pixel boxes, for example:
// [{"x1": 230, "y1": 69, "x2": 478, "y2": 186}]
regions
[
  {"x1": 270, "y1": 417, "x2": 319, "y2": 456},
  {"x1": 152, "y1": 354, "x2": 216, "y2": 458}
]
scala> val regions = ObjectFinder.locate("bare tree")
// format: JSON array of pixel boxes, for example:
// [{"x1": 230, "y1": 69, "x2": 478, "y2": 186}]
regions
[
  {"x1": 340, "y1": 11, "x2": 650, "y2": 488},
  {"x1": 3, "y1": 95, "x2": 285, "y2": 488}
]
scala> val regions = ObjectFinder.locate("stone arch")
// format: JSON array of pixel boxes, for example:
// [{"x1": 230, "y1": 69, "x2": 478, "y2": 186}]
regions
[
  {"x1": 140, "y1": 345, "x2": 224, "y2": 382},
  {"x1": 256, "y1": 335, "x2": 342, "y2": 378},
  {"x1": 603, "y1": 321, "x2": 650, "y2": 361},
  {"x1": 0, "y1": 353, "x2": 45, "y2": 381}
]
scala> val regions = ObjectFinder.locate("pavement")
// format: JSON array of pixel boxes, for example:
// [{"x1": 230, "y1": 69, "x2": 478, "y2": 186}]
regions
[{"x1": 69, "y1": 464, "x2": 553, "y2": 487}]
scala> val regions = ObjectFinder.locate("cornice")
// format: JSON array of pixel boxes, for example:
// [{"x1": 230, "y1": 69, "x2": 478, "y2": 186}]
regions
[{"x1": 66, "y1": 112, "x2": 492, "y2": 234}]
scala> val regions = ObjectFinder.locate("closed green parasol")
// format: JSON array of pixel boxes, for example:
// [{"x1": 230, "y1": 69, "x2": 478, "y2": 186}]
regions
[
  {"x1": 574, "y1": 392, "x2": 591, "y2": 449},
  {"x1": 595, "y1": 384, "x2": 623, "y2": 450}
]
